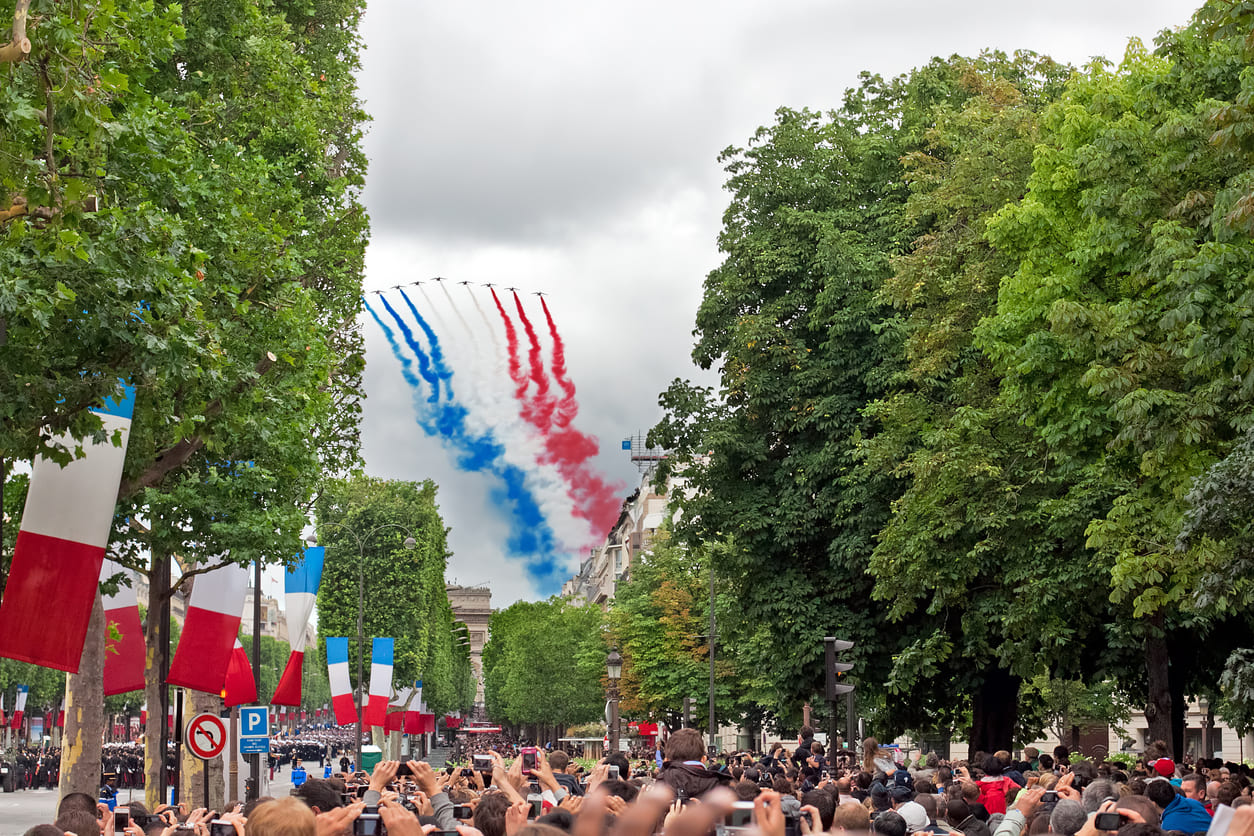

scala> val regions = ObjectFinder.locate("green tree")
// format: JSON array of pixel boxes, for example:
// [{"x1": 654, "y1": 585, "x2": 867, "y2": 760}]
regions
[
  {"x1": 482, "y1": 599, "x2": 606, "y2": 735},
  {"x1": 315, "y1": 476, "x2": 470, "y2": 717},
  {"x1": 977, "y1": 5, "x2": 1254, "y2": 753}
]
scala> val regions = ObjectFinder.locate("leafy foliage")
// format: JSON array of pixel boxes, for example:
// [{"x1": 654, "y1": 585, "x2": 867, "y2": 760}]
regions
[{"x1": 482, "y1": 599, "x2": 606, "y2": 729}]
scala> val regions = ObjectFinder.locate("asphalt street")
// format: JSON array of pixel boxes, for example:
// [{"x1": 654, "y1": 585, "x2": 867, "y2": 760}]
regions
[{"x1": 0, "y1": 764, "x2": 296, "y2": 835}]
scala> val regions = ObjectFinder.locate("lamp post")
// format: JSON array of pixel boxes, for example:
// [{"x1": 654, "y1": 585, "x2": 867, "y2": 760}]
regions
[
  {"x1": 307, "y1": 524, "x2": 416, "y2": 769},
  {"x1": 1199, "y1": 695, "x2": 1213, "y2": 759},
  {"x1": 606, "y1": 649, "x2": 622, "y2": 756}
]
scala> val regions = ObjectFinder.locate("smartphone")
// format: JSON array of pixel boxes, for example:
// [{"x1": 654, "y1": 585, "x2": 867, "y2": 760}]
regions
[
  {"x1": 726, "y1": 801, "x2": 754, "y2": 827},
  {"x1": 396, "y1": 762, "x2": 413, "y2": 777},
  {"x1": 115, "y1": 810, "x2": 131, "y2": 830},
  {"x1": 1095, "y1": 813, "x2": 1125, "y2": 830},
  {"x1": 1041, "y1": 791, "x2": 1059, "y2": 803},
  {"x1": 461, "y1": 768, "x2": 475, "y2": 777},
  {"x1": 209, "y1": 822, "x2": 234, "y2": 836},
  {"x1": 521, "y1": 747, "x2": 539, "y2": 773},
  {"x1": 473, "y1": 755, "x2": 492, "y2": 771},
  {"x1": 453, "y1": 805, "x2": 475, "y2": 819},
  {"x1": 608, "y1": 765, "x2": 620, "y2": 780},
  {"x1": 353, "y1": 812, "x2": 382, "y2": 836},
  {"x1": 528, "y1": 794, "x2": 543, "y2": 819}
]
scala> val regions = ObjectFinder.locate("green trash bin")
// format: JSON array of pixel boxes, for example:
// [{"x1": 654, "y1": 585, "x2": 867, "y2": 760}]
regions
[{"x1": 359, "y1": 745, "x2": 383, "y2": 773}]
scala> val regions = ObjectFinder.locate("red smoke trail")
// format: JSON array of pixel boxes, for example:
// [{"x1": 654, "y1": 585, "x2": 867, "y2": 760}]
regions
[
  {"x1": 541, "y1": 298, "x2": 578, "y2": 428},
  {"x1": 490, "y1": 289, "x2": 528, "y2": 400},
  {"x1": 515, "y1": 293, "x2": 624, "y2": 539},
  {"x1": 512, "y1": 292, "x2": 556, "y2": 429}
]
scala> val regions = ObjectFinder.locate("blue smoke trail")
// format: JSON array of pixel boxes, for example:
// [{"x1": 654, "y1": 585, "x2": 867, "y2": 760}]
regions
[
  {"x1": 399, "y1": 289, "x2": 454, "y2": 399},
  {"x1": 378, "y1": 294, "x2": 441, "y2": 404},
  {"x1": 364, "y1": 295, "x2": 565, "y2": 595}
]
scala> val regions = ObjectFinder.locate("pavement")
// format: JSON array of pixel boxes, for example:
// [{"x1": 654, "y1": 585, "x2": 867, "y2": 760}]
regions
[{"x1": 0, "y1": 764, "x2": 301, "y2": 835}]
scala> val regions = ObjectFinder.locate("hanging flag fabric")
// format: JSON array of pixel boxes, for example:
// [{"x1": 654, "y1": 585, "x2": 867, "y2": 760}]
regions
[
  {"x1": 224, "y1": 639, "x2": 257, "y2": 707},
  {"x1": 167, "y1": 563, "x2": 248, "y2": 693},
  {"x1": 57, "y1": 698, "x2": 64, "y2": 728},
  {"x1": 327, "y1": 637, "x2": 357, "y2": 725},
  {"x1": 271, "y1": 546, "x2": 324, "y2": 706},
  {"x1": 101, "y1": 559, "x2": 145, "y2": 695},
  {"x1": 0, "y1": 383, "x2": 136, "y2": 671},
  {"x1": 365, "y1": 638, "x2": 394, "y2": 728},
  {"x1": 10, "y1": 685, "x2": 28, "y2": 730}
]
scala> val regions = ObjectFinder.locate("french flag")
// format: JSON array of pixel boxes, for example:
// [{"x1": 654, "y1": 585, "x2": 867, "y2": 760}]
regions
[
  {"x1": 224, "y1": 639, "x2": 257, "y2": 707},
  {"x1": 0, "y1": 383, "x2": 135, "y2": 672},
  {"x1": 167, "y1": 563, "x2": 248, "y2": 693},
  {"x1": 365, "y1": 638, "x2": 393, "y2": 728},
  {"x1": 101, "y1": 560, "x2": 145, "y2": 695},
  {"x1": 10, "y1": 685, "x2": 28, "y2": 730},
  {"x1": 327, "y1": 637, "x2": 357, "y2": 725},
  {"x1": 0, "y1": 692, "x2": 6, "y2": 727},
  {"x1": 271, "y1": 547, "x2": 324, "y2": 706}
]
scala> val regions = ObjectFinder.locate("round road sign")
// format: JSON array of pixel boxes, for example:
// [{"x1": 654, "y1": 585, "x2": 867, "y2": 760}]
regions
[{"x1": 186, "y1": 712, "x2": 228, "y2": 760}]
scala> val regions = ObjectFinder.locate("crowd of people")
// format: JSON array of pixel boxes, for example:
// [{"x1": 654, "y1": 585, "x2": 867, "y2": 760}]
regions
[{"x1": 24, "y1": 727, "x2": 1254, "y2": 836}]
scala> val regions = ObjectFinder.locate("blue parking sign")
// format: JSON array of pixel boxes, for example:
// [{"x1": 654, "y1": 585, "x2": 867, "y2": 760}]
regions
[{"x1": 240, "y1": 706, "x2": 268, "y2": 751}]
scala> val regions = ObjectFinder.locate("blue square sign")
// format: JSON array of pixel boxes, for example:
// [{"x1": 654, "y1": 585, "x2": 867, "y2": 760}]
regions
[{"x1": 240, "y1": 706, "x2": 268, "y2": 739}]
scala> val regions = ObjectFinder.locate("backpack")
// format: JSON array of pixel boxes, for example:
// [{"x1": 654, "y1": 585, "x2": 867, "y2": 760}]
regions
[{"x1": 978, "y1": 776, "x2": 1016, "y2": 815}]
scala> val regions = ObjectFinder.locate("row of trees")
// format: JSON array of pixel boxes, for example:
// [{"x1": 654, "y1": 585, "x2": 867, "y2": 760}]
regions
[
  {"x1": 1, "y1": 0, "x2": 379, "y2": 805},
  {"x1": 645, "y1": 0, "x2": 1254, "y2": 755},
  {"x1": 315, "y1": 476, "x2": 478, "y2": 722}
]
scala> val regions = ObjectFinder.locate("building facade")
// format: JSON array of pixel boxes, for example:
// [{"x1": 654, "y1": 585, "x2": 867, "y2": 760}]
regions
[{"x1": 447, "y1": 583, "x2": 491, "y2": 708}]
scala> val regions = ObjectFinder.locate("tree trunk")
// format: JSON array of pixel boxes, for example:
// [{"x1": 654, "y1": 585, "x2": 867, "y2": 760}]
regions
[
  {"x1": 969, "y1": 666, "x2": 1019, "y2": 753},
  {"x1": 179, "y1": 690, "x2": 225, "y2": 810},
  {"x1": 144, "y1": 552, "x2": 171, "y2": 809},
  {"x1": 59, "y1": 593, "x2": 105, "y2": 800},
  {"x1": 1144, "y1": 616, "x2": 1173, "y2": 756},
  {"x1": 1169, "y1": 657, "x2": 1186, "y2": 762}
]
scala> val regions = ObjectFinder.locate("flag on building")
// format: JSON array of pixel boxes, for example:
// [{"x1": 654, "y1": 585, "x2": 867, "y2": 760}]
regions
[
  {"x1": 11, "y1": 685, "x2": 28, "y2": 730},
  {"x1": 271, "y1": 546, "x2": 323, "y2": 706},
  {"x1": 167, "y1": 563, "x2": 248, "y2": 693},
  {"x1": 224, "y1": 639, "x2": 257, "y2": 707},
  {"x1": 365, "y1": 638, "x2": 393, "y2": 728},
  {"x1": 327, "y1": 637, "x2": 357, "y2": 725},
  {"x1": 0, "y1": 383, "x2": 135, "y2": 671},
  {"x1": 102, "y1": 559, "x2": 145, "y2": 695}
]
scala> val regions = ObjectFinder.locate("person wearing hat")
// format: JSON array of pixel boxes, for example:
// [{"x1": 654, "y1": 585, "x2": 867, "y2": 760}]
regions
[{"x1": 893, "y1": 785, "x2": 936, "y2": 834}]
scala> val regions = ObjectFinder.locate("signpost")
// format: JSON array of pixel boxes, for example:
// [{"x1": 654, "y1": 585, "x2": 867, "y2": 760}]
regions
[{"x1": 186, "y1": 713, "x2": 227, "y2": 808}]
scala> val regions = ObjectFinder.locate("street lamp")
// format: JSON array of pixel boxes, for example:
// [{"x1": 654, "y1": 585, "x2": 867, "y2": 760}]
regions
[
  {"x1": 606, "y1": 649, "x2": 622, "y2": 755},
  {"x1": 307, "y1": 524, "x2": 417, "y2": 768}
]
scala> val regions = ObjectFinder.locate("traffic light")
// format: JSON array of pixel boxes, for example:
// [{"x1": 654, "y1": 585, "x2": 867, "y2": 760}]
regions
[
  {"x1": 825, "y1": 638, "x2": 854, "y2": 699},
  {"x1": 825, "y1": 637, "x2": 856, "y2": 748}
]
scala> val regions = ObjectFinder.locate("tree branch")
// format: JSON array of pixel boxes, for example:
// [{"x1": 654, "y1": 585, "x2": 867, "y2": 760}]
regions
[
  {"x1": 0, "y1": 0, "x2": 30, "y2": 64},
  {"x1": 117, "y1": 351, "x2": 278, "y2": 498}
]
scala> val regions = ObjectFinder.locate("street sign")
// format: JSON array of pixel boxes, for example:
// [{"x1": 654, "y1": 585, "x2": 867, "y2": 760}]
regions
[
  {"x1": 186, "y1": 713, "x2": 227, "y2": 760},
  {"x1": 240, "y1": 705, "x2": 270, "y2": 756},
  {"x1": 240, "y1": 737, "x2": 270, "y2": 754}
]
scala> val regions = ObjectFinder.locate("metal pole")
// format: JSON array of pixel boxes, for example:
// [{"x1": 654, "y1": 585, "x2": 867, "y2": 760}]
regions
[
  {"x1": 847, "y1": 691, "x2": 856, "y2": 750},
  {"x1": 157, "y1": 554, "x2": 172, "y2": 804},
  {"x1": 609, "y1": 683, "x2": 619, "y2": 754},
  {"x1": 248, "y1": 558, "x2": 261, "y2": 801},
  {"x1": 356, "y1": 547, "x2": 365, "y2": 769},
  {"x1": 708, "y1": 560, "x2": 716, "y2": 754},
  {"x1": 172, "y1": 690, "x2": 184, "y2": 805}
]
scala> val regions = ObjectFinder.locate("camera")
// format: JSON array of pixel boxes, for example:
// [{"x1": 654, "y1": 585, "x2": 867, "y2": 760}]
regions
[
  {"x1": 114, "y1": 810, "x2": 130, "y2": 830},
  {"x1": 521, "y1": 747, "x2": 539, "y2": 773},
  {"x1": 473, "y1": 755, "x2": 492, "y2": 771},
  {"x1": 1042, "y1": 791, "x2": 1059, "y2": 803},
  {"x1": 725, "y1": 801, "x2": 754, "y2": 827},
  {"x1": 354, "y1": 812, "x2": 384, "y2": 836},
  {"x1": 453, "y1": 805, "x2": 474, "y2": 819},
  {"x1": 209, "y1": 822, "x2": 234, "y2": 836},
  {"x1": 461, "y1": 768, "x2": 475, "y2": 778},
  {"x1": 1095, "y1": 813, "x2": 1125, "y2": 831},
  {"x1": 608, "y1": 765, "x2": 620, "y2": 780},
  {"x1": 396, "y1": 762, "x2": 413, "y2": 777}
]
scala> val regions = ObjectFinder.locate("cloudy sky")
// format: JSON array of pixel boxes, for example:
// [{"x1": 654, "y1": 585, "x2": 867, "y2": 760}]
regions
[{"x1": 353, "y1": 0, "x2": 1205, "y2": 608}]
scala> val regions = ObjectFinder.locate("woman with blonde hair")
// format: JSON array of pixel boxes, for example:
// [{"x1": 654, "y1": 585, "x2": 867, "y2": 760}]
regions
[{"x1": 246, "y1": 797, "x2": 316, "y2": 836}]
